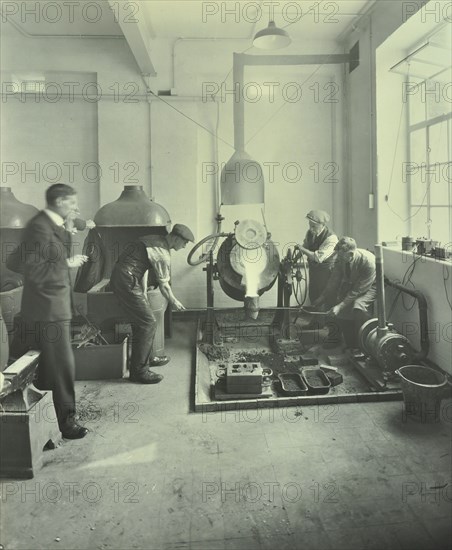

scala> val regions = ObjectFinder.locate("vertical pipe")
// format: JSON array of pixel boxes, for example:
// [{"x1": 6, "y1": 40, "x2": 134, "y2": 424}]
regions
[
  {"x1": 374, "y1": 244, "x2": 387, "y2": 332},
  {"x1": 233, "y1": 53, "x2": 245, "y2": 152}
]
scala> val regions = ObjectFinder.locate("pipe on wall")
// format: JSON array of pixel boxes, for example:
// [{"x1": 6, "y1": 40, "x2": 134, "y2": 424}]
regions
[{"x1": 384, "y1": 277, "x2": 430, "y2": 360}]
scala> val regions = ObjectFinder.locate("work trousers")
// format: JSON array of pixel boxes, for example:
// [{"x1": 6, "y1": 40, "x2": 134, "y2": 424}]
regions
[
  {"x1": 110, "y1": 266, "x2": 157, "y2": 373},
  {"x1": 11, "y1": 318, "x2": 76, "y2": 431},
  {"x1": 308, "y1": 263, "x2": 334, "y2": 304},
  {"x1": 325, "y1": 308, "x2": 372, "y2": 348}
]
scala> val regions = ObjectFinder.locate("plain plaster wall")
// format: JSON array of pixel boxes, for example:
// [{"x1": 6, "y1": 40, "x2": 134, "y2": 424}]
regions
[
  {"x1": 0, "y1": 20, "x2": 151, "y2": 219},
  {"x1": 149, "y1": 39, "x2": 345, "y2": 308},
  {"x1": 343, "y1": 0, "x2": 426, "y2": 249},
  {"x1": 383, "y1": 247, "x2": 451, "y2": 374}
]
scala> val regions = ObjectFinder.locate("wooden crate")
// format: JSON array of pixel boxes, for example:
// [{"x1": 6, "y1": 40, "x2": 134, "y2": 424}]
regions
[{"x1": 73, "y1": 337, "x2": 128, "y2": 380}]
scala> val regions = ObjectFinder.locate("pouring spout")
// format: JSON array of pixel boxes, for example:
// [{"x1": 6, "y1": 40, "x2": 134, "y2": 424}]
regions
[{"x1": 244, "y1": 295, "x2": 260, "y2": 320}]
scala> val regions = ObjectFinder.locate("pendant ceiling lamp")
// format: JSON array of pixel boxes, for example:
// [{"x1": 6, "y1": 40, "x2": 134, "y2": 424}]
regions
[{"x1": 253, "y1": 20, "x2": 291, "y2": 50}]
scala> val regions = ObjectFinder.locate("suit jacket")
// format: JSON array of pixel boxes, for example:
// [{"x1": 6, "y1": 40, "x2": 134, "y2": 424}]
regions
[
  {"x1": 20, "y1": 211, "x2": 73, "y2": 322},
  {"x1": 321, "y1": 248, "x2": 376, "y2": 309}
]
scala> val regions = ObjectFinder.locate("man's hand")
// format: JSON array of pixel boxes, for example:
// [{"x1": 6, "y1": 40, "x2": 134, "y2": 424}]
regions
[
  {"x1": 172, "y1": 299, "x2": 185, "y2": 311},
  {"x1": 67, "y1": 255, "x2": 89, "y2": 268},
  {"x1": 327, "y1": 304, "x2": 343, "y2": 317},
  {"x1": 85, "y1": 220, "x2": 96, "y2": 230}
]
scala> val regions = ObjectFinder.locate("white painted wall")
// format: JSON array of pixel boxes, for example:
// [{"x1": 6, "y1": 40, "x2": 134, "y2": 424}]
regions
[
  {"x1": 0, "y1": 21, "x2": 151, "y2": 220},
  {"x1": 342, "y1": 0, "x2": 425, "y2": 249},
  {"x1": 149, "y1": 38, "x2": 345, "y2": 308},
  {"x1": 383, "y1": 248, "x2": 451, "y2": 374}
]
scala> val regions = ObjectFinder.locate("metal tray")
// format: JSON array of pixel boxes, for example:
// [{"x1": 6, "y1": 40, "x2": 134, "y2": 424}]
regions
[
  {"x1": 278, "y1": 373, "x2": 308, "y2": 396},
  {"x1": 301, "y1": 368, "x2": 331, "y2": 395}
]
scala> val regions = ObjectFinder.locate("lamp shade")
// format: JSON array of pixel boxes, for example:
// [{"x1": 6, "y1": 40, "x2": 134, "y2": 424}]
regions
[
  {"x1": 220, "y1": 150, "x2": 265, "y2": 205},
  {"x1": 253, "y1": 20, "x2": 291, "y2": 50}
]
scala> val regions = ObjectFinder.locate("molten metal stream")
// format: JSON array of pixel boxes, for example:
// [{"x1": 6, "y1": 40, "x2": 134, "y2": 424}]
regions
[{"x1": 243, "y1": 252, "x2": 267, "y2": 319}]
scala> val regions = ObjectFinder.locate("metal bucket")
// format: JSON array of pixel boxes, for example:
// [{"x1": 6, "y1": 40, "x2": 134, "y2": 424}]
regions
[{"x1": 395, "y1": 365, "x2": 447, "y2": 423}]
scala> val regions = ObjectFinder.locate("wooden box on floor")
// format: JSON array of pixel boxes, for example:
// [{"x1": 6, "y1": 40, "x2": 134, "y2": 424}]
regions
[
  {"x1": 0, "y1": 391, "x2": 61, "y2": 479},
  {"x1": 0, "y1": 350, "x2": 62, "y2": 479},
  {"x1": 73, "y1": 337, "x2": 128, "y2": 380}
]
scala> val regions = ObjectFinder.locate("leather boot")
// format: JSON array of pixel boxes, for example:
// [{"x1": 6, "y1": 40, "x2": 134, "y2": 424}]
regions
[{"x1": 129, "y1": 368, "x2": 163, "y2": 384}]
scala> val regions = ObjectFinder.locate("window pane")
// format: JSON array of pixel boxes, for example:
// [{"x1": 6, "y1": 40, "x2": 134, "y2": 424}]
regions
[
  {"x1": 408, "y1": 79, "x2": 426, "y2": 125},
  {"x1": 429, "y1": 121, "x2": 449, "y2": 165},
  {"x1": 429, "y1": 207, "x2": 451, "y2": 244},
  {"x1": 429, "y1": 164, "x2": 450, "y2": 205},
  {"x1": 410, "y1": 129, "x2": 426, "y2": 165},
  {"x1": 410, "y1": 168, "x2": 428, "y2": 205},
  {"x1": 410, "y1": 207, "x2": 429, "y2": 238},
  {"x1": 426, "y1": 78, "x2": 452, "y2": 119}
]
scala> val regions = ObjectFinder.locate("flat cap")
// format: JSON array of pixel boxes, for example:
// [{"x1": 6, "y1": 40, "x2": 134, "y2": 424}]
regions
[
  {"x1": 306, "y1": 210, "x2": 330, "y2": 224},
  {"x1": 172, "y1": 223, "x2": 195, "y2": 242}
]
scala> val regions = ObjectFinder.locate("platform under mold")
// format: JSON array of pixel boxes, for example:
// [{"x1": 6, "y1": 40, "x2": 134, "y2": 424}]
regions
[{"x1": 194, "y1": 314, "x2": 403, "y2": 412}]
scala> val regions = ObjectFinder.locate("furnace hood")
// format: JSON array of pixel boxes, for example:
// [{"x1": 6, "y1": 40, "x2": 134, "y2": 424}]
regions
[
  {"x1": 94, "y1": 185, "x2": 171, "y2": 228},
  {"x1": 0, "y1": 187, "x2": 39, "y2": 228}
]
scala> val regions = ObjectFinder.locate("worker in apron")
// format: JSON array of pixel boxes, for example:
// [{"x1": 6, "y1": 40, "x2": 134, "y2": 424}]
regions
[{"x1": 297, "y1": 210, "x2": 338, "y2": 303}]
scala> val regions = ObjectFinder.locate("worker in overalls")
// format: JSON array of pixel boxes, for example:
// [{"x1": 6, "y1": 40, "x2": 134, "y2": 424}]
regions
[
  {"x1": 312, "y1": 237, "x2": 376, "y2": 349},
  {"x1": 110, "y1": 224, "x2": 194, "y2": 384}
]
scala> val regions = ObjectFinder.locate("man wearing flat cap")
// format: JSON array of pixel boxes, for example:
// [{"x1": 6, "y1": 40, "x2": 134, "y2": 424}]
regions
[
  {"x1": 110, "y1": 223, "x2": 194, "y2": 384},
  {"x1": 296, "y1": 210, "x2": 338, "y2": 304}
]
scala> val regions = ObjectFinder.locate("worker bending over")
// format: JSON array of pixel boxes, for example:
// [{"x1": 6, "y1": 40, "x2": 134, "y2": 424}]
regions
[
  {"x1": 110, "y1": 224, "x2": 194, "y2": 384},
  {"x1": 311, "y1": 237, "x2": 376, "y2": 350}
]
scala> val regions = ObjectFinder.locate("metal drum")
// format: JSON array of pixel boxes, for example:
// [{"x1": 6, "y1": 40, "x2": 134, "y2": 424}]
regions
[{"x1": 216, "y1": 233, "x2": 280, "y2": 302}]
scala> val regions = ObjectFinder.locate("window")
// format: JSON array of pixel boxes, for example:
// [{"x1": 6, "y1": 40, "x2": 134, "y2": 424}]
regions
[{"x1": 404, "y1": 24, "x2": 452, "y2": 245}]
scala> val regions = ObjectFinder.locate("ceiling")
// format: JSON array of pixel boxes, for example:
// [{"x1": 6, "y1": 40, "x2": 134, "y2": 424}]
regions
[
  {"x1": 141, "y1": 0, "x2": 374, "y2": 41},
  {"x1": 3, "y1": 0, "x2": 375, "y2": 41}
]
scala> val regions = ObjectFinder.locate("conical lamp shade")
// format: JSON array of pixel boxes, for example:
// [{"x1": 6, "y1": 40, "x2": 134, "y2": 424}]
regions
[
  {"x1": 220, "y1": 150, "x2": 265, "y2": 205},
  {"x1": 253, "y1": 20, "x2": 291, "y2": 50}
]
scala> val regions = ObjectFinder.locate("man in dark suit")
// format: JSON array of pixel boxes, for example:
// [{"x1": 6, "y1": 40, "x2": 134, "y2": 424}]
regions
[{"x1": 16, "y1": 184, "x2": 89, "y2": 439}]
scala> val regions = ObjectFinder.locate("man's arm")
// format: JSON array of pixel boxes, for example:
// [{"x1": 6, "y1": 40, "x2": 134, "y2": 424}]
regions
[
  {"x1": 145, "y1": 245, "x2": 185, "y2": 310},
  {"x1": 336, "y1": 260, "x2": 375, "y2": 310},
  {"x1": 299, "y1": 235, "x2": 338, "y2": 264},
  {"x1": 23, "y1": 222, "x2": 87, "y2": 282},
  {"x1": 22, "y1": 223, "x2": 68, "y2": 285},
  {"x1": 158, "y1": 282, "x2": 185, "y2": 311}
]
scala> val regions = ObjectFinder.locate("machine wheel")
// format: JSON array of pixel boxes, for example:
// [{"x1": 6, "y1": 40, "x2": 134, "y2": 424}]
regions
[{"x1": 358, "y1": 318, "x2": 379, "y2": 355}]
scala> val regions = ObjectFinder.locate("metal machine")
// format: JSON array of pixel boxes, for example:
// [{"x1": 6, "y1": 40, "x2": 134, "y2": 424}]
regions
[
  {"x1": 188, "y1": 217, "x2": 281, "y2": 340},
  {"x1": 188, "y1": 216, "x2": 311, "y2": 348},
  {"x1": 356, "y1": 244, "x2": 427, "y2": 389}
]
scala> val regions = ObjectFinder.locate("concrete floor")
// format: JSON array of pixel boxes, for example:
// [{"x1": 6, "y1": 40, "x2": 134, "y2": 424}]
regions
[{"x1": 1, "y1": 320, "x2": 451, "y2": 550}]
